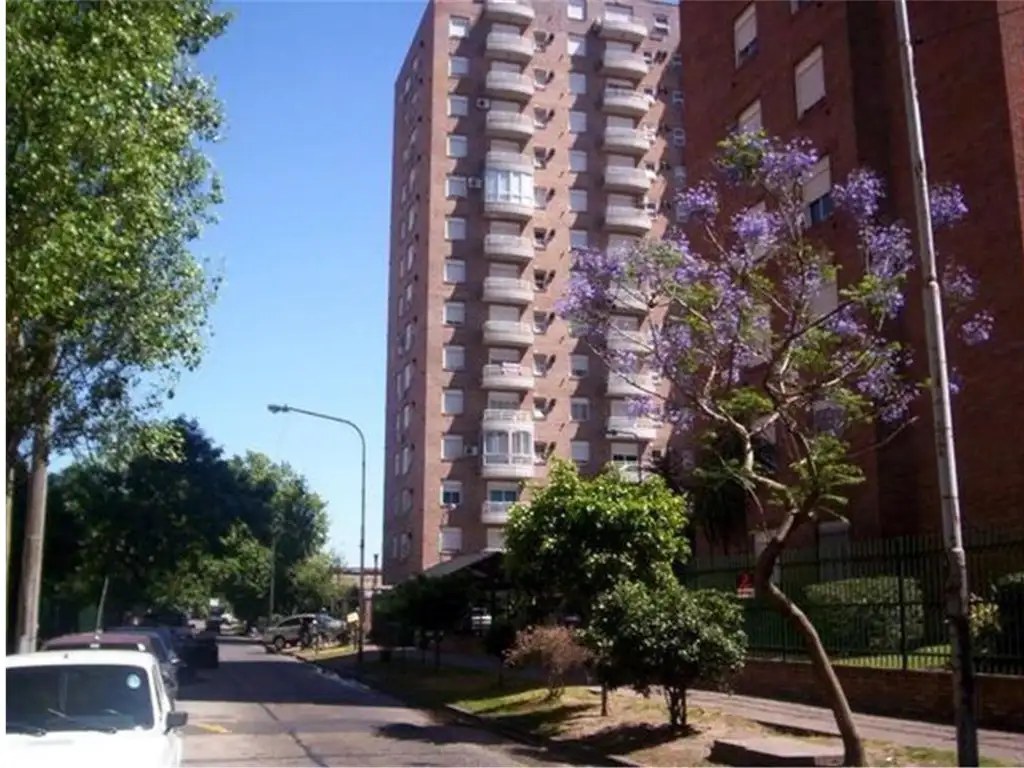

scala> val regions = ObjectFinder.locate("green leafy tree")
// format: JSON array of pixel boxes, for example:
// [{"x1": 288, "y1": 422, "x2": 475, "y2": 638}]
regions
[
  {"x1": 209, "y1": 523, "x2": 272, "y2": 623},
  {"x1": 285, "y1": 552, "x2": 342, "y2": 614},
  {"x1": 504, "y1": 458, "x2": 690, "y2": 621},
  {"x1": 586, "y1": 580, "x2": 747, "y2": 729},
  {"x1": 386, "y1": 573, "x2": 479, "y2": 668}
]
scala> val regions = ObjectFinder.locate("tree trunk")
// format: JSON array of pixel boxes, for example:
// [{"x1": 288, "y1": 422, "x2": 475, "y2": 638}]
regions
[
  {"x1": 15, "y1": 422, "x2": 51, "y2": 653},
  {"x1": 666, "y1": 687, "x2": 686, "y2": 729},
  {"x1": 755, "y1": 521, "x2": 866, "y2": 767},
  {"x1": 600, "y1": 683, "x2": 609, "y2": 717}
]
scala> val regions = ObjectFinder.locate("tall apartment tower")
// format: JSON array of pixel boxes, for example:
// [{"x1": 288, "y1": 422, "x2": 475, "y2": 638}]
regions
[
  {"x1": 678, "y1": 0, "x2": 1024, "y2": 549},
  {"x1": 384, "y1": 0, "x2": 685, "y2": 584}
]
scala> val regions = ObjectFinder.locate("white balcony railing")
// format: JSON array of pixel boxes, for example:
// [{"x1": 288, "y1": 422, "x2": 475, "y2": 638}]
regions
[{"x1": 481, "y1": 362, "x2": 535, "y2": 390}]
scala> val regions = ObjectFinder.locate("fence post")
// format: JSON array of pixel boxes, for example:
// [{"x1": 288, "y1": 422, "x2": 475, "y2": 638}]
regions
[{"x1": 897, "y1": 536, "x2": 909, "y2": 671}]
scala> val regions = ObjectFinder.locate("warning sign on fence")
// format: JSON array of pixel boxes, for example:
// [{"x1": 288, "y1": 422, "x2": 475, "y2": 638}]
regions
[{"x1": 736, "y1": 572, "x2": 755, "y2": 599}]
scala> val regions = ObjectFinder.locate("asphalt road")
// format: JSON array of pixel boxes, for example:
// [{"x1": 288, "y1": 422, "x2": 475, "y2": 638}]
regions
[{"x1": 177, "y1": 639, "x2": 568, "y2": 767}]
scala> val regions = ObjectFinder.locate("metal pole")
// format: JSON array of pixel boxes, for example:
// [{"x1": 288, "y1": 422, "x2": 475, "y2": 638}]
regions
[
  {"x1": 15, "y1": 424, "x2": 50, "y2": 654},
  {"x1": 893, "y1": 2, "x2": 978, "y2": 764},
  {"x1": 267, "y1": 404, "x2": 368, "y2": 667}
]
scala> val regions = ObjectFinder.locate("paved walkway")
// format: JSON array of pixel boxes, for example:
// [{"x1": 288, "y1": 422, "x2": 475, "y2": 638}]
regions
[{"x1": 380, "y1": 649, "x2": 1024, "y2": 764}]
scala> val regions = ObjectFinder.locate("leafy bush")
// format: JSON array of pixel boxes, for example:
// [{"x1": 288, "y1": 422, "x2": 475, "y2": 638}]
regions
[
  {"x1": 505, "y1": 625, "x2": 593, "y2": 699},
  {"x1": 994, "y1": 571, "x2": 1024, "y2": 657},
  {"x1": 803, "y1": 576, "x2": 924, "y2": 655},
  {"x1": 484, "y1": 620, "x2": 517, "y2": 661}
]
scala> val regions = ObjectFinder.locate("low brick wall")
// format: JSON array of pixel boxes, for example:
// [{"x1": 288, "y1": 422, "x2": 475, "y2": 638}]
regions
[{"x1": 703, "y1": 659, "x2": 1024, "y2": 732}]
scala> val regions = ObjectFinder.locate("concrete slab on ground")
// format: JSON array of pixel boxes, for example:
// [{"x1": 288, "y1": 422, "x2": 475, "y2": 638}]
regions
[{"x1": 709, "y1": 736, "x2": 844, "y2": 767}]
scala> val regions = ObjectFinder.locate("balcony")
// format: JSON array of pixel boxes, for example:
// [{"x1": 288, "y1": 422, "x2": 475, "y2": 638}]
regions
[
  {"x1": 483, "y1": 276, "x2": 534, "y2": 304},
  {"x1": 607, "y1": 327, "x2": 651, "y2": 353},
  {"x1": 616, "y1": 463, "x2": 644, "y2": 483},
  {"x1": 484, "y1": 0, "x2": 535, "y2": 26},
  {"x1": 602, "y1": 126, "x2": 652, "y2": 156},
  {"x1": 484, "y1": 198, "x2": 534, "y2": 221},
  {"x1": 607, "y1": 416, "x2": 660, "y2": 441},
  {"x1": 601, "y1": 50, "x2": 649, "y2": 81},
  {"x1": 608, "y1": 286, "x2": 649, "y2": 313},
  {"x1": 606, "y1": 205, "x2": 653, "y2": 234},
  {"x1": 485, "y1": 31, "x2": 534, "y2": 63},
  {"x1": 601, "y1": 88, "x2": 652, "y2": 118},
  {"x1": 482, "y1": 409, "x2": 534, "y2": 430},
  {"x1": 485, "y1": 111, "x2": 535, "y2": 141},
  {"x1": 481, "y1": 454, "x2": 535, "y2": 480},
  {"x1": 483, "y1": 234, "x2": 534, "y2": 263},
  {"x1": 604, "y1": 165, "x2": 651, "y2": 194},
  {"x1": 485, "y1": 70, "x2": 534, "y2": 102},
  {"x1": 598, "y1": 15, "x2": 648, "y2": 45},
  {"x1": 481, "y1": 362, "x2": 535, "y2": 391},
  {"x1": 483, "y1": 320, "x2": 535, "y2": 346},
  {"x1": 607, "y1": 371, "x2": 658, "y2": 397},
  {"x1": 485, "y1": 150, "x2": 534, "y2": 173},
  {"x1": 481, "y1": 500, "x2": 515, "y2": 525}
]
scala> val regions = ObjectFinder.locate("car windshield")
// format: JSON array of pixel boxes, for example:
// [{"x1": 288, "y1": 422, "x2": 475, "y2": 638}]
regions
[{"x1": 6, "y1": 664, "x2": 155, "y2": 733}]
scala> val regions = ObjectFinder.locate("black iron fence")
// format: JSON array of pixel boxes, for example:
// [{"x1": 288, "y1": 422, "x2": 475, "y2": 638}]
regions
[{"x1": 684, "y1": 528, "x2": 1024, "y2": 674}]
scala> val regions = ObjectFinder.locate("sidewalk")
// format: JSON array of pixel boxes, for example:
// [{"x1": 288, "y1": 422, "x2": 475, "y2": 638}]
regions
[{"x1": 422, "y1": 650, "x2": 1024, "y2": 764}]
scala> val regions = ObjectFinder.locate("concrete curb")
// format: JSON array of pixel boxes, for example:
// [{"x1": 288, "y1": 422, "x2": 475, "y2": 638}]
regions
[{"x1": 297, "y1": 655, "x2": 642, "y2": 768}]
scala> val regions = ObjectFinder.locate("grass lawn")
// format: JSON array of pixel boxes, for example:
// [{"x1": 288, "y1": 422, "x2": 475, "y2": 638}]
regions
[
  {"x1": 832, "y1": 644, "x2": 952, "y2": 670},
  {"x1": 291, "y1": 644, "x2": 356, "y2": 662},
  {"x1": 347, "y1": 660, "x2": 1007, "y2": 767}
]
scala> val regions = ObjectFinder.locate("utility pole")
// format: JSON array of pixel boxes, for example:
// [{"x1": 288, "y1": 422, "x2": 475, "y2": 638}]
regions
[
  {"x1": 15, "y1": 424, "x2": 51, "y2": 654},
  {"x1": 893, "y1": 1, "x2": 978, "y2": 764}
]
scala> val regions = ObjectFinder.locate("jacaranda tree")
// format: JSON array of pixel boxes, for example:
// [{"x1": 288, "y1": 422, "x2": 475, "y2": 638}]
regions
[{"x1": 558, "y1": 133, "x2": 991, "y2": 765}]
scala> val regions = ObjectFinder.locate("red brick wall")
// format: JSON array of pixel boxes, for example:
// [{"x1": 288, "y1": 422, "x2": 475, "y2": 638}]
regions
[{"x1": 705, "y1": 659, "x2": 1024, "y2": 732}]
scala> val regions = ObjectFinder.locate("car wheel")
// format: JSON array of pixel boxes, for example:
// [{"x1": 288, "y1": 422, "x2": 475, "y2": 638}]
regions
[{"x1": 273, "y1": 635, "x2": 286, "y2": 653}]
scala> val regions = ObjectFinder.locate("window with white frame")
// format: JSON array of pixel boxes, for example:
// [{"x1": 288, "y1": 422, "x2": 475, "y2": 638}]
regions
[
  {"x1": 449, "y1": 55, "x2": 469, "y2": 77},
  {"x1": 446, "y1": 175, "x2": 467, "y2": 197},
  {"x1": 443, "y1": 344, "x2": 465, "y2": 370},
  {"x1": 485, "y1": 528, "x2": 506, "y2": 551},
  {"x1": 447, "y1": 134, "x2": 468, "y2": 158},
  {"x1": 448, "y1": 16, "x2": 469, "y2": 38},
  {"x1": 569, "y1": 72, "x2": 587, "y2": 95},
  {"x1": 738, "y1": 99, "x2": 763, "y2": 134},
  {"x1": 795, "y1": 46, "x2": 826, "y2": 117},
  {"x1": 443, "y1": 389, "x2": 465, "y2": 414},
  {"x1": 439, "y1": 526, "x2": 463, "y2": 553},
  {"x1": 803, "y1": 156, "x2": 833, "y2": 225},
  {"x1": 532, "y1": 353, "x2": 550, "y2": 375},
  {"x1": 567, "y1": 0, "x2": 586, "y2": 21},
  {"x1": 443, "y1": 301, "x2": 465, "y2": 325},
  {"x1": 569, "y1": 150, "x2": 588, "y2": 172},
  {"x1": 570, "y1": 398, "x2": 590, "y2": 422},
  {"x1": 484, "y1": 167, "x2": 535, "y2": 208},
  {"x1": 441, "y1": 434, "x2": 464, "y2": 460},
  {"x1": 570, "y1": 441, "x2": 590, "y2": 465},
  {"x1": 401, "y1": 445, "x2": 413, "y2": 474},
  {"x1": 441, "y1": 480, "x2": 462, "y2": 506},
  {"x1": 443, "y1": 258, "x2": 466, "y2": 283},
  {"x1": 448, "y1": 94, "x2": 469, "y2": 116},
  {"x1": 570, "y1": 229, "x2": 589, "y2": 249},
  {"x1": 569, "y1": 110, "x2": 587, "y2": 133},
  {"x1": 482, "y1": 429, "x2": 533, "y2": 467},
  {"x1": 811, "y1": 274, "x2": 839, "y2": 319},
  {"x1": 733, "y1": 4, "x2": 758, "y2": 67},
  {"x1": 569, "y1": 189, "x2": 588, "y2": 212},
  {"x1": 534, "y1": 186, "x2": 549, "y2": 210},
  {"x1": 445, "y1": 216, "x2": 466, "y2": 240},
  {"x1": 570, "y1": 354, "x2": 589, "y2": 377},
  {"x1": 568, "y1": 34, "x2": 586, "y2": 56}
]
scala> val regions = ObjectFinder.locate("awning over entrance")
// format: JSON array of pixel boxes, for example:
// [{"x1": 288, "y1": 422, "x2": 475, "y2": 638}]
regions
[{"x1": 419, "y1": 550, "x2": 507, "y2": 588}]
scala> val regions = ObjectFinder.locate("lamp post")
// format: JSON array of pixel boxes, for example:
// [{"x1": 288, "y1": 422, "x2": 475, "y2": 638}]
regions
[{"x1": 267, "y1": 404, "x2": 368, "y2": 666}]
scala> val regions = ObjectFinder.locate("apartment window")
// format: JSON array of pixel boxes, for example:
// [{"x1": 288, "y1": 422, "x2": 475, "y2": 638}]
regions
[
  {"x1": 570, "y1": 354, "x2": 589, "y2": 377},
  {"x1": 533, "y1": 107, "x2": 550, "y2": 128},
  {"x1": 738, "y1": 99, "x2": 763, "y2": 135},
  {"x1": 443, "y1": 258, "x2": 466, "y2": 283},
  {"x1": 569, "y1": 73, "x2": 587, "y2": 95},
  {"x1": 533, "y1": 397, "x2": 549, "y2": 420},
  {"x1": 569, "y1": 189, "x2": 588, "y2": 212},
  {"x1": 570, "y1": 230, "x2": 589, "y2": 249},
  {"x1": 653, "y1": 13, "x2": 671, "y2": 34},
  {"x1": 568, "y1": 34, "x2": 586, "y2": 56},
  {"x1": 791, "y1": 0, "x2": 813, "y2": 13},
  {"x1": 532, "y1": 353, "x2": 550, "y2": 375},
  {"x1": 448, "y1": 16, "x2": 469, "y2": 38},
  {"x1": 570, "y1": 398, "x2": 590, "y2": 422},
  {"x1": 671, "y1": 128, "x2": 686, "y2": 147},
  {"x1": 447, "y1": 134, "x2": 467, "y2": 158},
  {"x1": 569, "y1": 150, "x2": 588, "y2": 172},
  {"x1": 445, "y1": 216, "x2": 466, "y2": 240},
  {"x1": 447, "y1": 95, "x2": 469, "y2": 118},
  {"x1": 570, "y1": 441, "x2": 590, "y2": 465},
  {"x1": 443, "y1": 301, "x2": 465, "y2": 325},
  {"x1": 441, "y1": 480, "x2": 462, "y2": 506},
  {"x1": 795, "y1": 46, "x2": 826, "y2": 117},
  {"x1": 446, "y1": 175, "x2": 467, "y2": 197},
  {"x1": 811, "y1": 276, "x2": 839, "y2": 319},
  {"x1": 449, "y1": 56, "x2": 469, "y2": 77},
  {"x1": 532, "y1": 311, "x2": 549, "y2": 333},
  {"x1": 439, "y1": 527, "x2": 463, "y2": 554},
  {"x1": 671, "y1": 90, "x2": 684, "y2": 106},
  {"x1": 443, "y1": 389, "x2": 465, "y2": 415},
  {"x1": 485, "y1": 167, "x2": 535, "y2": 207},
  {"x1": 533, "y1": 68, "x2": 550, "y2": 87},
  {"x1": 441, "y1": 435, "x2": 464, "y2": 460},
  {"x1": 734, "y1": 4, "x2": 758, "y2": 67},
  {"x1": 569, "y1": 110, "x2": 587, "y2": 133},
  {"x1": 485, "y1": 528, "x2": 506, "y2": 551},
  {"x1": 568, "y1": 0, "x2": 586, "y2": 21},
  {"x1": 803, "y1": 156, "x2": 834, "y2": 225},
  {"x1": 672, "y1": 166, "x2": 688, "y2": 185},
  {"x1": 443, "y1": 344, "x2": 465, "y2": 370}
]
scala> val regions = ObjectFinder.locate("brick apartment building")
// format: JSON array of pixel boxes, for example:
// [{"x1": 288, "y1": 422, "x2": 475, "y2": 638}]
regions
[
  {"x1": 383, "y1": 0, "x2": 685, "y2": 584},
  {"x1": 679, "y1": 0, "x2": 1024, "y2": 554}
]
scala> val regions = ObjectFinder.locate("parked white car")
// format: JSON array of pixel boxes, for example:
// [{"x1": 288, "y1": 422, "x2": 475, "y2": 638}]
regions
[{"x1": 5, "y1": 648, "x2": 188, "y2": 767}]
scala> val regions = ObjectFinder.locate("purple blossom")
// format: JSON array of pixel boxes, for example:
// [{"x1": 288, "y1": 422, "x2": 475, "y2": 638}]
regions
[
  {"x1": 959, "y1": 312, "x2": 993, "y2": 346},
  {"x1": 675, "y1": 181, "x2": 719, "y2": 222},
  {"x1": 930, "y1": 184, "x2": 968, "y2": 229},
  {"x1": 834, "y1": 169, "x2": 885, "y2": 222}
]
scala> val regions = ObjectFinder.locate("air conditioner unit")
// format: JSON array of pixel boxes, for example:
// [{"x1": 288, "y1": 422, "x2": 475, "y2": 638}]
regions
[
  {"x1": 476, "y1": 97, "x2": 491, "y2": 109},
  {"x1": 465, "y1": 445, "x2": 480, "y2": 456},
  {"x1": 468, "y1": 177, "x2": 484, "y2": 189}
]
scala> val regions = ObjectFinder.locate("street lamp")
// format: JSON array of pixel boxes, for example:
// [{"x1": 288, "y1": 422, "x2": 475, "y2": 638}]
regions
[{"x1": 267, "y1": 403, "x2": 368, "y2": 666}]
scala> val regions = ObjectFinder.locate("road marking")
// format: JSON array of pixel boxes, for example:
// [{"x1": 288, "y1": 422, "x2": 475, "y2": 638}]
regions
[{"x1": 194, "y1": 723, "x2": 231, "y2": 734}]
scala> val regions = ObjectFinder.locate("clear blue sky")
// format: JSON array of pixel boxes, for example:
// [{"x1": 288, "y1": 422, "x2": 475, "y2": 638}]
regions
[{"x1": 167, "y1": 1, "x2": 425, "y2": 566}]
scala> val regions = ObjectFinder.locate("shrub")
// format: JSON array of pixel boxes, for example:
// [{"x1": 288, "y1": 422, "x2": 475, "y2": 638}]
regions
[
  {"x1": 483, "y1": 620, "x2": 517, "y2": 662},
  {"x1": 803, "y1": 576, "x2": 924, "y2": 655},
  {"x1": 505, "y1": 625, "x2": 593, "y2": 699},
  {"x1": 994, "y1": 571, "x2": 1024, "y2": 659}
]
